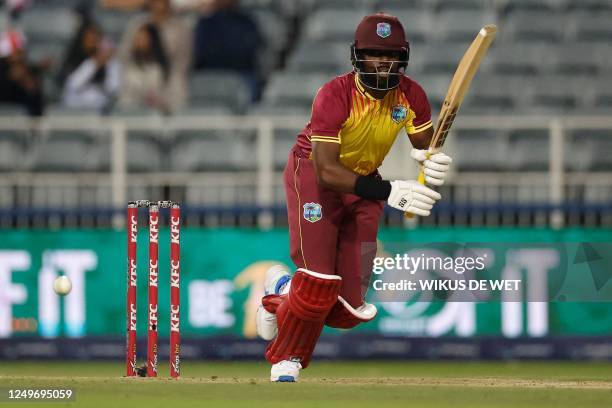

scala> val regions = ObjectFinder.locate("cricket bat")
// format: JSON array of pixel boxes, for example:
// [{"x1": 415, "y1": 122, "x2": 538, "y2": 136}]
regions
[{"x1": 406, "y1": 24, "x2": 498, "y2": 218}]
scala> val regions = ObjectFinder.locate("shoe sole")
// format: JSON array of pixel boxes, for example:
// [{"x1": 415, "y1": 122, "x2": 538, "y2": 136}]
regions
[{"x1": 273, "y1": 375, "x2": 296, "y2": 382}]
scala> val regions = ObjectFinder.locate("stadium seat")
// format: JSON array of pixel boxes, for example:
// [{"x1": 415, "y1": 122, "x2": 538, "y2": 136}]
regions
[
  {"x1": 169, "y1": 130, "x2": 255, "y2": 171},
  {"x1": 27, "y1": 40, "x2": 65, "y2": 65},
  {"x1": 249, "y1": 9, "x2": 288, "y2": 74},
  {"x1": 434, "y1": 0, "x2": 489, "y2": 11},
  {"x1": 433, "y1": 10, "x2": 486, "y2": 42},
  {"x1": 420, "y1": 42, "x2": 473, "y2": 74},
  {"x1": 551, "y1": 42, "x2": 611, "y2": 75},
  {"x1": 126, "y1": 133, "x2": 164, "y2": 172},
  {"x1": 286, "y1": 41, "x2": 349, "y2": 74},
  {"x1": 316, "y1": 0, "x2": 375, "y2": 11},
  {"x1": 505, "y1": 11, "x2": 567, "y2": 43},
  {"x1": 95, "y1": 129, "x2": 164, "y2": 173},
  {"x1": 185, "y1": 183, "x2": 256, "y2": 206},
  {"x1": 374, "y1": 0, "x2": 426, "y2": 9},
  {"x1": 21, "y1": 7, "x2": 79, "y2": 43},
  {"x1": 454, "y1": 129, "x2": 510, "y2": 171},
  {"x1": 126, "y1": 184, "x2": 166, "y2": 208},
  {"x1": 490, "y1": 43, "x2": 555, "y2": 75},
  {"x1": 96, "y1": 10, "x2": 141, "y2": 43},
  {"x1": 411, "y1": 73, "x2": 453, "y2": 109},
  {"x1": 516, "y1": 184, "x2": 550, "y2": 204},
  {"x1": 566, "y1": 0, "x2": 612, "y2": 12},
  {"x1": 0, "y1": 131, "x2": 26, "y2": 172},
  {"x1": 176, "y1": 106, "x2": 234, "y2": 116},
  {"x1": 569, "y1": 130, "x2": 612, "y2": 171},
  {"x1": 31, "y1": 184, "x2": 80, "y2": 208},
  {"x1": 190, "y1": 71, "x2": 251, "y2": 113},
  {"x1": 463, "y1": 75, "x2": 516, "y2": 113},
  {"x1": 593, "y1": 75, "x2": 612, "y2": 109},
  {"x1": 249, "y1": 103, "x2": 311, "y2": 118},
  {"x1": 32, "y1": 131, "x2": 96, "y2": 172},
  {"x1": 304, "y1": 10, "x2": 368, "y2": 42},
  {"x1": 507, "y1": 129, "x2": 550, "y2": 171},
  {"x1": 584, "y1": 185, "x2": 612, "y2": 205},
  {"x1": 528, "y1": 76, "x2": 579, "y2": 112},
  {"x1": 497, "y1": 0, "x2": 557, "y2": 15},
  {"x1": 0, "y1": 184, "x2": 13, "y2": 208},
  {"x1": 111, "y1": 107, "x2": 164, "y2": 117},
  {"x1": 573, "y1": 12, "x2": 612, "y2": 42},
  {"x1": 0, "y1": 105, "x2": 27, "y2": 117},
  {"x1": 46, "y1": 105, "x2": 102, "y2": 116},
  {"x1": 262, "y1": 73, "x2": 329, "y2": 110},
  {"x1": 565, "y1": 130, "x2": 595, "y2": 172},
  {"x1": 273, "y1": 128, "x2": 300, "y2": 170}
]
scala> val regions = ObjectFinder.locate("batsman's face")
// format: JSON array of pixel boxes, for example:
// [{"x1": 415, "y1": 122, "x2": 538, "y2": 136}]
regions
[{"x1": 361, "y1": 50, "x2": 402, "y2": 77}]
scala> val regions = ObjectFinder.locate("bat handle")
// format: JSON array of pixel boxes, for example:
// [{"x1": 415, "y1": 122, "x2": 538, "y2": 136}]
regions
[{"x1": 404, "y1": 154, "x2": 429, "y2": 219}]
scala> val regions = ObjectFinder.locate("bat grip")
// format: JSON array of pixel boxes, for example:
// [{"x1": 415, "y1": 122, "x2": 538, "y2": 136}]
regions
[{"x1": 405, "y1": 153, "x2": 430, "y2": 219}]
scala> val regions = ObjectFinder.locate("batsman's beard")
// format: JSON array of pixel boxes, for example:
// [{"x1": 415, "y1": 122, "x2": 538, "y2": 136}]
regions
[{"x1": 355, "y1": 63, "x2": 404, "y2": 91}]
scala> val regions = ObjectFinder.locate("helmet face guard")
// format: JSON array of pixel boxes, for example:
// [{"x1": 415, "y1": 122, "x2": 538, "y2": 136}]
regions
[{"x1": 351, "y1": 44, "x2": 409, "y2": 91}]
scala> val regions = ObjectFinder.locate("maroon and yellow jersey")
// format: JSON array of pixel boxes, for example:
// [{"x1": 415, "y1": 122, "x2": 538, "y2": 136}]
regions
[{"x1": 296, "y1": 72, "x2": 432, "y2": 176}]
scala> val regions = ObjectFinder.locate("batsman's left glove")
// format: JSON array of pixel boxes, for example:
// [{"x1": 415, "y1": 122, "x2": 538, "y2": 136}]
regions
[{"x1": 410, "y1": 148, "x2": 453, "y2": 186}]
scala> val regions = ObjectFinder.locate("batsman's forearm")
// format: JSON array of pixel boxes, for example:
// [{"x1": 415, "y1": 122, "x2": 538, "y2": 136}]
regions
[
  {"x1": 314, "y1": 161, "x2": 359, "y2": 193},
  {"x1": 408, "y1": 126, "x2": 435, "y2": 150}
]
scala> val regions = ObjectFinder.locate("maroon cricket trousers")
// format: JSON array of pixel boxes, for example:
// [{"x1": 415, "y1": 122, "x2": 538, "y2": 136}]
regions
[{"x1": 283, "y1": 147, "x2": 384, "y2": 308}]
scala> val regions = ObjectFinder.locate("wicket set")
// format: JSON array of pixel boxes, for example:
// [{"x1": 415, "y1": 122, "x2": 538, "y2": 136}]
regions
[{"x1": 126, "y1": 200, "x2": 181, "y2": 378}]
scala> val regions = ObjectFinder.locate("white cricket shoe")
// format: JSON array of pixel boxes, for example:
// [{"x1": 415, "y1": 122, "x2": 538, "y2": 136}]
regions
[
  {"x1": 264, "y1": 264, "x2": 292, "y2": 296},
  {"x1": 256, "y1": 265, "x2": 291, "y2": 340},
  {"x1": 270, "y1": 360, "x2": 302, "y2": 382}
]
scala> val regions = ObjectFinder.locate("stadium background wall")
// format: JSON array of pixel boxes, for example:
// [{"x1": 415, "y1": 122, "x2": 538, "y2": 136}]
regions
[{"x1": 1, "y1": 228, "x2": 611, "y2": 342}]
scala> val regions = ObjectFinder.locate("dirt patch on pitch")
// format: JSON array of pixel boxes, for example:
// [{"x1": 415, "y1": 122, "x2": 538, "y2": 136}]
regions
[
  {"x1": 307, "y1": 377, "x2": 612, "y2": 389},
  {"x1": 3, "y1": 375, "x2": 611, "y2": 390}
]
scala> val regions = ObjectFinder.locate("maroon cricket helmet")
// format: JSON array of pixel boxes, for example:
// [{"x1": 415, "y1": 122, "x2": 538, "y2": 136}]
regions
[
  {"x1": 351, "y1": 12, "x2": 410, "y2": 91},
  {"x1": 354, "y1": 12, "x2": 410, "y2": 52}
]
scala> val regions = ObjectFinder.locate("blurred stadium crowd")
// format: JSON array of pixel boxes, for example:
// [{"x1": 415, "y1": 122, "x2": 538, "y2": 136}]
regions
[
  {"x1": 0, "y1": 0, "x2": 611, "y2": 228},
  {"x1": 0, "y1": 0, "x2": 270, "y2": 116},
  {"x1": 1, "y1": 0, "x2": 611, "y2": 117}
]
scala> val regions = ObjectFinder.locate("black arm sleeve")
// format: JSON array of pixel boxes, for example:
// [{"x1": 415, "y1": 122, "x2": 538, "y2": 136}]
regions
[{"x1": 354, "y1": 176, "x2": 391, "y2": 201}]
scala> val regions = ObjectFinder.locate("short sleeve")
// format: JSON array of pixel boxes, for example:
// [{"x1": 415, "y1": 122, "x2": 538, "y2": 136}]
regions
[
  {"x1": 405, "y1": 81, "x2": 433, "y2": 135},
  {"x1": 310, "y1": 80, "x2": 350, "y2": 144}
]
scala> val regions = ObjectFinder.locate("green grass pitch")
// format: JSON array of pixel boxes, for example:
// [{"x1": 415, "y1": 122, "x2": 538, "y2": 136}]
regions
[{"x1": 1, "y1": 361, "x2": 611, "y2": 408}]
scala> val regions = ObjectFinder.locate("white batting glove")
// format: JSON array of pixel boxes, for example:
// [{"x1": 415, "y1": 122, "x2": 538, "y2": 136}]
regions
[
  {"x1": 410, "y1": 148, "x2": 453, "y2": 186},
  {"x1": 387, "y1": 180, "x2": 442, "y2": 216}
]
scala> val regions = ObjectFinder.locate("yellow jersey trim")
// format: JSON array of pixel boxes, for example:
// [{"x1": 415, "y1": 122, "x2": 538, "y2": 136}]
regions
[
  {"x1": 408, "y1": 120, "x2": 433, "y2": 134},
  {"x1": 311, "y1": 137, "x2": 341, "y2": 144}
]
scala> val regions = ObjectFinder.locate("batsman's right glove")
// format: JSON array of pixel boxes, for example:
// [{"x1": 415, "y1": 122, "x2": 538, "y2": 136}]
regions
[{"x1": 387, "y1": 180, "x2": 441, "y2": 216}]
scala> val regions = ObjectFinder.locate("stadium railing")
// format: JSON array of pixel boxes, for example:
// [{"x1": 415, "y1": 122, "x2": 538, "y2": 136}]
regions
[{"x1": 0, "y1": 115, "x2": 610, "y2": 228}]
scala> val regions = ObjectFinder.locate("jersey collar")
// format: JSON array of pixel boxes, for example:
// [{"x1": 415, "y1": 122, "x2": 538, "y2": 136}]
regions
[
  {"x1": 354, "y1": 72, "x2": 396, "y2": 102},
  {"x1": 354, "y1": 73, "x2": 378, "y2": 101}
]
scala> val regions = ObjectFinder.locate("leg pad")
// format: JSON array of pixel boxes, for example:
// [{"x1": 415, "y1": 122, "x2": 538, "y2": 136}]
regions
[
  {"x1": 265, "y1": 269, "x2": 341, "y2": 368},
  {"x1": 325, "y1": 296, "x2": 378, "y2": 329}
]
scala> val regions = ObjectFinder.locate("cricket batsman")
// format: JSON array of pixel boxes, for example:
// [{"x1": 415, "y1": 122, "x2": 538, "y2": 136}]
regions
[{"x1": 256, "y1": 12, "x2": 453, "y2": 382}]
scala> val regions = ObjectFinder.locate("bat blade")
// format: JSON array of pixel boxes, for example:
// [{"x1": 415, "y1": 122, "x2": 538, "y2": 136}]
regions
[
  {"x1": 430, "y1": 24, "x2": 497, "y2": 152},
  {"x1": 405, "y1": 25, "x2": 497, "y2": 218}
]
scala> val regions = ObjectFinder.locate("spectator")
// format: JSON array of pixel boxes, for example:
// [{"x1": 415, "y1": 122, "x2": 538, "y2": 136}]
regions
[
  {"x1": 193, "y1": 0, "x2": 263, "y2": 100},
  {"x1": 118, "y1": 0, "x2": 192, "y2": 113},
  {"x1": 100, "y1": 0, "x2": 215, "y2": 12},
  {"x1": 5, "y1": 0, "x2": 31, "y2": 20},
  {"x1": 0, "y1": 29, "x2": 45, "y2": 116},
  {"x1": 59, "y1": 20, "x2": 120, "y2": 112},
  {"x1": 118, "y1": 23, "x2": 170, "y2": 113}
]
